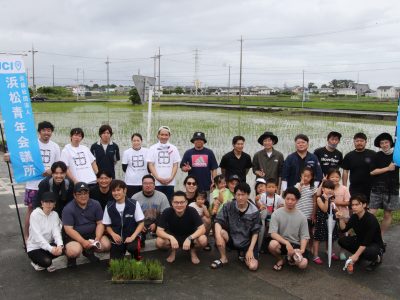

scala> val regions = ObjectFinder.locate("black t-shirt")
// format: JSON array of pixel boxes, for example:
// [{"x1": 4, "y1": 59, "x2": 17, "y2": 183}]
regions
[
  {"x1": 343, "y1": 211, "x2": 383, "y2": 248},
  {"x1": 314, "y1": 147, "x2": 343, "y2": 175},
  {"x1": 370, "y1": 151, "x2": 399, "y2": 193},
  {"x1": 342, "y1": 149, "x2": 376, "y2": 188},
  {"x1": 157, "y1": 206, "x2": 203, "y2": 237},
  {"x1": 89, "y1": 185, "x2": 113, "y2": 211},
  {"x1": 219, "y1": 150, "x2": 252, "y2": 182}
]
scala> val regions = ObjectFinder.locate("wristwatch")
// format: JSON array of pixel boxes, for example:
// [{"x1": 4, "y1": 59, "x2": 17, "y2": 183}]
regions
[{"x1": 187, "y1": 235, "x2": 193, "y2": 241}]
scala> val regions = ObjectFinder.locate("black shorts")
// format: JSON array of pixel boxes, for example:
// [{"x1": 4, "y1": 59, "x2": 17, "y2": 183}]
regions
[
  {"x1": 63, "y1": 230, "x2": 95, "y2": 245},
  {"x1": 226, "y1": 236, "x2": 259, "y2": 259},
  {"x1": 279, "y1": 242, "x2": 301, "y2": 256},
  {"x1": 172, "y1": 235, "x2": 194, "y2": 248}
]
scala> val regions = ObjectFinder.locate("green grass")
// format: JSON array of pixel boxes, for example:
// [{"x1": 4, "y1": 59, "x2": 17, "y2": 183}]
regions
[
  {"x1": 109, "y1": 258, "x2": 163, "y2": 281},
  {"x1": 31, "y1": 101, "x2": 141, "y2": 113},
  {"x1": 375, "y1": 209, "x2": 400, "y2": 225},
  {"x1": 159, "y1": 95, "x2": 397, "y2": 112}
]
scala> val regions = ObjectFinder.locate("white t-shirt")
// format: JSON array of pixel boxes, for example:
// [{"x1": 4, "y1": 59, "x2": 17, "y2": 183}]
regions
[
  {"x1": 25, "y1": 139, "x2": 61, "y2": 190},
  {"x1": 189, "y1": 202, "x2": 205, "y2": 217},
  {"x1": 122, "y1": 147, "x2": 149, "y2": 186},
  {"x1": 61, "y1": 144, "x2": 96, "y2": 184},
  {"x1": 102, "y1": 202, "x2": 145, "y2": 225},
  {"x1": 259, "y1": 193, "x2": 284, "y2": 215},
  {"x1": 147, "y1": 142, "x2": 181, "y2": 186}
]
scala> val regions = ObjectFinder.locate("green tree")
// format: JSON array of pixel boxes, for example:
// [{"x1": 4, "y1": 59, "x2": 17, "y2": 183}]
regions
[
  {"x1": 129, "y1": 88, "x2": 141, "y2": 105},
  {"x1": 93, "y1": 83, "x2": 99, "y2": 89},
  {"x1": 174, "y1": 86, "x2": 184, "y2": 94},
  {"x1": 308, "y1": 82, "x2": 317, "y2": 89}
]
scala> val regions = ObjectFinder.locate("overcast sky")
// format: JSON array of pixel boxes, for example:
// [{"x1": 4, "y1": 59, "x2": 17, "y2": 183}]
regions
[{"x1": 1, "y1": 0, "x2": 400, "y2": 89}]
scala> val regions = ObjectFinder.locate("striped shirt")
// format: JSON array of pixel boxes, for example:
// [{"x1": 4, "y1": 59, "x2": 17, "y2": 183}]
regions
[{"x1": 294, "y1": 183, "x2": 316, "y2": 219}]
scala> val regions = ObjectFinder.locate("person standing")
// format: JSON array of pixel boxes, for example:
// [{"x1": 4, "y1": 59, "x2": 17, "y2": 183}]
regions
[
  {"x1": 314, "y1": 131, "x2": 343, "y2": 176},
  {"x1": 219, "y1": 136, "x2": 252, "y2": 182},
  {"x1": 252, "y1": 131, "x2": 284, "y2": 190},
  {"x1": 342, "y1": 132, "x2": 376, "y2": 201},
  {"x1": 147, "y1": 126, "x2": 181, "y2": 202},
  {"x1": 90, "y1": 125, "x2": 120, "y2": 179},
  {"x1": 180, "y1": 132, "x2": 218, "y2": 195},
  {"x1": 4, "y1": 121, "x2": 60, "y2": 241},
  {"x1": 281, "y1": 134, "x2": 323, "y2": 191},
  {"x1": 61, "y1": 128, "x2": 98, "y2": 185},
  {"x1": 369, "y1": 133, "x2": 399, "y2": 236},
  {"x1": 122, "y1": 133, "x2": 149, "y2": 198}
]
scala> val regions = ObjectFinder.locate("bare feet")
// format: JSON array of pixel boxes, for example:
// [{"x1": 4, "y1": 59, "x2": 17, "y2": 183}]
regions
[
  {"x1": 190, "y1": 249, "x2": 200, "y2": 264},
  {"x1": 166, "y1": 250, "x2": 176, "y2": 263}
]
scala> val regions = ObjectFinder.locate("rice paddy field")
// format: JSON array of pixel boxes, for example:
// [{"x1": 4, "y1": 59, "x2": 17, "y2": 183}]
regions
[{"x1": 22, "y1": 102, "x2": 400, "y2": 223}]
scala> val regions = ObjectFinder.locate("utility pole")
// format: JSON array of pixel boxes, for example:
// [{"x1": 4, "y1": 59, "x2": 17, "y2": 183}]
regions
[
  {"x1": 52, "y1": 64, "x2": 55, "y2": 87},
  {"x1": 228, "y1": 65, "x2": 231, "y2": 102},
  {"x1": 302, "y1": 70, "x2": 305, "y2": 109},
  {"x1": 239, "y1": 36, "x2": 243, "y2": 106},
  {"x1": 158, "y1": 47, "x2": 161, "y2": 100},
  {"x1": 356, "y1": 71, "x2": 360, "y2": 101},
  {"x1": 82, "y1": 68, "x2": 85, "y2": 86},
  {"x1": 28, "y1": 45, "x2": 38, "y2": 92},
  {"x1": 194, "y1": 48, "x2": 199, "y2": 96},
  {"x1": 76, "y1": 68, "x2": 79, "y2": 101},
  {"x1": 105, "y1": 56, "x2": 110, "y2": 99}
]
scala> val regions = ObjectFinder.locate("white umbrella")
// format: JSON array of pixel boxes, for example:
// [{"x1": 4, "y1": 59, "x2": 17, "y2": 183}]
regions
[{"x1": 327, "y1": 201, "x2": 336, "y2": 268}]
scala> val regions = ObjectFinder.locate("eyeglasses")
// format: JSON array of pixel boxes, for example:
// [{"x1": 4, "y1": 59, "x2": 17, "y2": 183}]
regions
[
  {"x1": 172, "y1": 201, "x2": 187, "y2": 205},
  {"x1": 186, "y1": 182, "x2": 197, "y2": 186},
  {"x1": 143, "y1": 182, "x2": 155, "y2": 186}
]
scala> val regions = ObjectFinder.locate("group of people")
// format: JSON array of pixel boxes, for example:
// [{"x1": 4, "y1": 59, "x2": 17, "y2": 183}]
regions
[{"x1": 5, "y1": 120, "x2": 397, "y2": 274}]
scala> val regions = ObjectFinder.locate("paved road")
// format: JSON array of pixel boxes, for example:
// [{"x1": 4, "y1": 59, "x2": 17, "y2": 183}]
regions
[{"x1": 0, "y1": 157, "x2": 398, "y2": 299}]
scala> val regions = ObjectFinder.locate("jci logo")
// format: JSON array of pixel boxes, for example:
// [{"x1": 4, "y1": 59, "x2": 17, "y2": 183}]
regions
[{"x1": 0, "y1": 61, "x2": 22, "y2": 71}]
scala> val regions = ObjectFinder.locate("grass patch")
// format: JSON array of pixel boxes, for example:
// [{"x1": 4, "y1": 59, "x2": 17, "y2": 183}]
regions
[{"x1": 109, "y1": 258, "x2": 163, "y2": 281}]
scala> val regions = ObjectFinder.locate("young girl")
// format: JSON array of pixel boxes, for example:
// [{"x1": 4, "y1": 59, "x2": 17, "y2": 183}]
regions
[
  {"x1": 210, "y1": 175, "x2": 232, "y2": 216},
  {"x1": 325, "y1": 168, "x2": 350, "y2": 260},
  {"x1": 295, "y1": 167, "x2": 317, "y2": 238},
  {"x1": 312, "y1": 180, "x2": 339, "y2": 265},
  {"x1": 189, "y1": 191, "x2": 211, "y2": 250}
]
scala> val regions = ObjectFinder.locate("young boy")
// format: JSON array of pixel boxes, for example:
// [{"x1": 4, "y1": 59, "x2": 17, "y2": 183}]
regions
[
  {"x1": 103, "y1": 180, "x2": 145, "y2": 260},
  {"x1": 256, "y1": 179, "x2": 284, "y2": 251}
]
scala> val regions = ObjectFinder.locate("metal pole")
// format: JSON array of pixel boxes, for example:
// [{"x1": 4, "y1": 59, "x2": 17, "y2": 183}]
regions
[
  {"x1": 106, "y1": 56, "x2": 110, "y2": 99},
  {"x1": 302, "y1": 69, "x2": 305, "y2": 109},
  {"x1": 29, "y1": 45, "x2": 38, "y2": 93},
  {"x1": 52, "y1": 64, "x2": 55, "y2": 87},
  {"x1": 239, "y1": 36, "x2": 243, "y2": 106},
  {"x1": 158, "y1": 47, "x2": 161, "y2": 100},
  {"x1": 0, "y1": 121, "x2": 27, "y2": 251},
  {"x1": 228, "y1": 65, "x2": 231, "y2": 102},
  {"x1": 76, "y1": 68, "x2": 79, "y2": 101}
]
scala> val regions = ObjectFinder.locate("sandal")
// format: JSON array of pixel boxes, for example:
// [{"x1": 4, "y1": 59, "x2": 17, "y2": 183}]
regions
[
  {"x1": 210, "y1": 259, "x2": 226, "y2": 269},
  {"x1": 273, "y1": 262, "x2": 284, "y2": 271}
]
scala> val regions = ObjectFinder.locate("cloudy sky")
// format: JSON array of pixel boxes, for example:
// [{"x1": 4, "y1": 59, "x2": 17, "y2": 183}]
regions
[{"x1": 1, "y1": 0, "x2": 400, "y2": 89}]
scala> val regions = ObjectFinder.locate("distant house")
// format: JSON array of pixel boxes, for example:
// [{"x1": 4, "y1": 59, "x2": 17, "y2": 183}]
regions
[
  {"x1": 376, "y1": 86, "x2": 399, "y2": 99},
  {"x1": 336, "y1": 88, "x2": 356, "y2": 96},
  {"x1": 318, "y1": 87, "x2": 334, "y2": 94},
  {"x1": 353, "y1": 83, "x2": 370, "y2": 95},
  {"x1": 249, "y1": 86, "x2": 275, "y2": 95}
]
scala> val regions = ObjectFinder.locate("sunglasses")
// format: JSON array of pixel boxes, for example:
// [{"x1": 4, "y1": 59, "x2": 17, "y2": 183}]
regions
[{"x1": 186, "y1": 182, "x2": 197, "y2": 186}]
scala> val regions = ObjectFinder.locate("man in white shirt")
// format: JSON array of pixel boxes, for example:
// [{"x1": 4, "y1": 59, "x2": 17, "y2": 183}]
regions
[
  {"x1": 147, "y1": 126, "x2": 181, "y2": 203},
  {"x1": 61, "y1": 128, "x2": 98, "y2": 185},
  {"x1": 4, "y1": 121, "x2": 60, "y2": 241}
]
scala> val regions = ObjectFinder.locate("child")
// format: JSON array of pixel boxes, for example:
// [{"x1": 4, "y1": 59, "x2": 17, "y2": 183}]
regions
[
  {"x1": 255, "y1": 179, "x2": 284, "y2": 251},
  {"x1": 103, "y1": 180, "x2": 145, "y2": 260},
  {"x1": 210, "y1": 175, "x2": 233, "y2": 216},
  {"x1": 189, "y1": 191, "x2": 211, "y2": 250},
  {"x1": 312, "y1": 180, "x2": 339, "y2": 265},
  {"x1": 326, "y1": 168, "x2": 350, "y2": 260},
  {"x1": 294, "y1": 167, "x2": 317, "y2": 242}
]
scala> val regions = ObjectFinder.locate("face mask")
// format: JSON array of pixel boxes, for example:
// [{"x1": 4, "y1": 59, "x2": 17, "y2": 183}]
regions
[
  {"x1": 328, "y1": 143, "x2": 337, "y2": 149},
  {"x1": 382, "y1": 148, "x2": 394, "y2": 155}
]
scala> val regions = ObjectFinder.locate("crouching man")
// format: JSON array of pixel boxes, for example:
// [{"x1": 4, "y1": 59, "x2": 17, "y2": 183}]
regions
[
  {"x1": 62, "y1": 182, "x2": 111, "y2": 267},
  {"x1": 103, "y1": 180, "x2": 145, "y2": 260},
  {"x1": 211, "y1": 182, "x2": 261, "y2": 271},
  {"x1": 268, "y1": 187, "x2": 309, "y2": 271},
  {"x1": 156, "y1": 191, "x2": 207, "y2": 264}
]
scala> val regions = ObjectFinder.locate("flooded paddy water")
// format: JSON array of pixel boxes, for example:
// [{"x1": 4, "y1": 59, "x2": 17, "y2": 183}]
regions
[{"x1": 35, "y1": 104, "x2": 394, "y2": 189}]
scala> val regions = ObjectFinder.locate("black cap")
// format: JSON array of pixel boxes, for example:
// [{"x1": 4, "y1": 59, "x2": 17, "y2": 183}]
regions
[
  {"x1": 190, "y1": 132, "x2": 207, "y2": 143},
  {"x1": 257, "y1": 131, "x2": 278, "y2": 145},
  {"x1": 228, "y1": 174, "x2": 240, "y2": 182},
  {"x1": 374, "y1": 132, "x2": 394, "y2": 148},
  {"x1": 73, "y1": 182, "x2": 89, "y2": 193},
  {"x1": 41, "y1": 191, "x2": 57, "y2": 203}
]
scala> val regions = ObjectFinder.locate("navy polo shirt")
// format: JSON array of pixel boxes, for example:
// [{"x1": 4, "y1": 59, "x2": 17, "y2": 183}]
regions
[
  {"x1": 62, "y1": 198, "x2": 103, "y2": 236},
  {"x1": 90, "y1": 142, "x2": 120, "y2": 178}
]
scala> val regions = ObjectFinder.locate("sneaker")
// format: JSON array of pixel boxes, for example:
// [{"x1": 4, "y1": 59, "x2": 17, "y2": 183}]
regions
[
  {"x1": 331, "y1": 253, "x2": 339, "y2": 261},
  {"x1": 83, "y1": 251, "x2": 100, "y2": 263},
  {"x1": 67, "y1": 257, "x2": 77, "y2": 268},
  {"x1": 313, "y1": 256, "x2": 323, "y2": 265},
  {"x1": 366, "y1": 255, "x2": 382, "y2": 271},
  {"x1": 31, "y1": 262, "x2": 45, "y2": 271},
  {"x1": 340, "y1": 252, "x2": 347, "y2": 261},
  {"x1": 47, "y1": 264, "x2": 56, "y2": 272}
]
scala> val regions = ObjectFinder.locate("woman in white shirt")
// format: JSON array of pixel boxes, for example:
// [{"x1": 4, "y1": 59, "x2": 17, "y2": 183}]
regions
[
  {"x1": 122, "y1": 133, "x2": 149, "y2": 198},
  {"x1": 27, "y1": 192, "x2": 63, "y2": 272}
]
